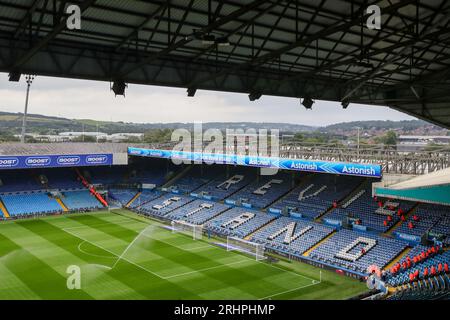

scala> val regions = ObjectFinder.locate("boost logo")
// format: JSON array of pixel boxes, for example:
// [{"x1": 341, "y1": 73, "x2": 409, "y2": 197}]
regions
[
  {"x1": 57, "y1": 156, "x2": 81, "y2": 165},
  {"x1": 0, "y1": 157, "x2": 19, "y2": 168},
  {"x1": 25, "y1": 156, "x2": 51, "y2": 167},
  {"x1": 86, "y1": 155, "x2": 108, "y2": 164}
]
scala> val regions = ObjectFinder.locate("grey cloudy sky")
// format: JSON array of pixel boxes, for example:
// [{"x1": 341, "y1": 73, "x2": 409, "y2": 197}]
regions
[{"x1": 0, "y1": 72, "x2": 414, "y2": 126}]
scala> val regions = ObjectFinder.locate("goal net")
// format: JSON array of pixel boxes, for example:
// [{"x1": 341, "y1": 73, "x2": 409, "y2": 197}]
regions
[
  {"x1": 226, "y1": 236, "x2": 266, "y2": 261},
  {"x1": 171, "y1": 220, "x2": 203, "y2": 240}
]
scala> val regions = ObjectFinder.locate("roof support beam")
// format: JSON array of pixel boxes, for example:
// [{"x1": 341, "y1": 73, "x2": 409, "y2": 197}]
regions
[
  {"x1": 10, "y1": 0, "x2": 96, "y2": 70},
  {"x1": 342, "y1": 5, "x2": 450, "y2": 101},
  {"x1": 114, "y1": 2, "x2": 168, "y2": 52},
  {"x1": 118, "y1": 0, "x2": 268, "y2": 78},
  {"x1": 187, "y1": 0, "x2": 416, "y2": 91},
  {"x1": 13, "y1": 0, "x2": 42, "y2": 38}
]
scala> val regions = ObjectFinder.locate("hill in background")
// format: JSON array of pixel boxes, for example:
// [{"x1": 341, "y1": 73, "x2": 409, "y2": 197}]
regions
[{"x1": 0, "y1": 111, "x2": 448, "y2": 143}]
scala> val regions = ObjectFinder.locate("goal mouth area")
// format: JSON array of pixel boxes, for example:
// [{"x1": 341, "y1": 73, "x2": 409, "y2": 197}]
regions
[
  {"x1": 171, "y1": 220, "x2": 204, "y2": 240},
  {"x1": 226, "y1": 236, "x2": 267, "y2": 261}
]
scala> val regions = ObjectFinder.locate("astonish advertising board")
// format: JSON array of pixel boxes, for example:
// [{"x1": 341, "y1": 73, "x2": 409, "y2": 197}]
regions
[
  {"x1": 0, "y1": 154, "x2": 113, "y2": 170},
  {"x1": 128, "y1": 148, "x2": 382, "y2": 178}
]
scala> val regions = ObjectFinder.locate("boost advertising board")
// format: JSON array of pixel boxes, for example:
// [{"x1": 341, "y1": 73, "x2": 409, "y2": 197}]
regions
[{"x1": 0, "y1": 154, "x2": 113, "y2": 170}]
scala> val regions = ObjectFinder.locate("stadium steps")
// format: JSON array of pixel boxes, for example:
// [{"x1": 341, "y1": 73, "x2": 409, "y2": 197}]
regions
[
  {"x1": 262, "y1": 184, "x2": 297, "y2": 210},
  {"x1": 243, "y1": 219, "x2": 276, "y2": 241},
  {"x1": 270, "y1": 174, "x2": 314, "y2": 210},
  {"x1": 302, "y1": 231, "x2": 336, "y2": 257},
  {"x1": 55, "y1": 197, "x2": 69, "y2": 212},
  {"x1": 74, "y1": 168, "x2": 108, "y2": 207},
  {"x1": 0, "y1": 199, "x2": 10, "y2": 218},
  {"x1": 161, "y1": 165, "x2": 193, "y2": 189},
  {"x1": 384, "y1": 203, "x2": 419, "y2": 236},
  {"x1": 383, "y1": 247, "x2": 411, "y2": 271},
  {"x1": 315, "y1": 179, "x2": 368, "y2": 222},
  {"x1": 126, "y1": 192, "x2": 141, "y2": 208}
]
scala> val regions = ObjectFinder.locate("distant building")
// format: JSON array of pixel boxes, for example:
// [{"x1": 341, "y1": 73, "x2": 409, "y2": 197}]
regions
[
  {"x1": 15, "y1": 132, "x2": 143, "y2": 143},
  {"x1": 397, "y1": 135, "x2": 450, "y2": 152}
]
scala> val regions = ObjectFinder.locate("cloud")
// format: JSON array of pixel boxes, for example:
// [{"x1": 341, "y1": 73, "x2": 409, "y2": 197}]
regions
[{"x1": 0, "y1": 73, "x2": 415, "y2": 126}]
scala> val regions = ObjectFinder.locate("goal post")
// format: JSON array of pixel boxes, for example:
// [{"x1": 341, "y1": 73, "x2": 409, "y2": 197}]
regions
[
  {"x1": 171, "y1": 220, "x2": 203, "y2": 240},
  {"x1": 226, "y1": 236, "x2": 266, "y2": 261}
]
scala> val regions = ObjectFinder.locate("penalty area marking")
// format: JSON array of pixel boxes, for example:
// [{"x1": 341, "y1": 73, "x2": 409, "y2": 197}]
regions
[
  {"x1": 258, "y1": 281, "x2": 321, "y2": 300},
  {"x1": 64, "y1": 227, "x2": 250, "y2": 280},
  {"x1": 77, "y1": 241, "x2": 116, "y2": 259},
  {"x1": 63, "y1": 227, "x2": 165, "y2": 279},
  {"x1": 63, "y1": 220, "x2": 318, "y2": 293},
  {"x1": 62, "y1": 218, "x2": 141, "y2": 231}
]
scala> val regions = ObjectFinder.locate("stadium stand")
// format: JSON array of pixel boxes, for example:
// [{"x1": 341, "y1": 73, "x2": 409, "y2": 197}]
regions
[
  {"x1": 387, "y1": 277, "x2": 450, "y2": 300},
  {"x1": 0, "y1": 192, "x2": 62, "y2": 216},
  {"x1": 225, "y1": 172, "x2": 293, "y2": 209},
  {"x1": 205, "y1": 207, "x2": 276, "y2": 238},
  {"x1": 308, "y1": 229, "x2": 409, "y2": 275},
  {"x1": 192, "y1": 168, "x2": 255, "y2": 201},
  {"x1": 128, "y1": 189, "x2": 162, "y2": 209},
  {"x1": 137, "y1": 193, "x2": 194, "y2": 218},
  {"x1": 395, "y1": 203, "x2": 450, "y2": 243},
  {"x1": 324, "y1": 185, "x2": 416, "y2": 233},
  {"x1": 42, "y1": 168, "x2": 82, "y2": 189},
  {"x1": 0, "y1": 170, "x2": 44, "y2": 192},
  {"x1": 82, "y1": 166, "x2": 128, "y2": 185},
  {"x1": 0, "y1": 154, "x2": 449, "y2": 292},
  {"x1": 165, "y1": 199, "x2": 230, "y2": 225},
  {"x1": 250, "y1": 216, "x2": 335, "y2": 257},
  {"x1": 127, "y1": 158, "x2": 181, "y2": 186},
  {"x1": 167, "y1": 165, "x2": 220, "y2": 194},
  {"x1": 108, "y1": 188, "x2": 138, "y2": 206},
  {"x1": 61, "y1": 190, "x2": 103, "y2": 211},
  {"x1": 386, "y1": 245, "x2": 449, "y2": 287},
  {"x1": 270, "y1": 174, "x2": 364, "y2": 220}
]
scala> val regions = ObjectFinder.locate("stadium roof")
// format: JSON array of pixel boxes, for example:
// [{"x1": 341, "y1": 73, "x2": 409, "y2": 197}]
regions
[
  {"x1": 1, "y1": 1, "x2": 450, "y2": 127},
  {"x1": 387, "y1": 167, "x2": 450, "y2": 189},
  {"x1": 375, "y1": 167, "x2": 450, "y2": 205},
  {"x1": 0, "y1": 142, "x2": 127, "y2": 155}
]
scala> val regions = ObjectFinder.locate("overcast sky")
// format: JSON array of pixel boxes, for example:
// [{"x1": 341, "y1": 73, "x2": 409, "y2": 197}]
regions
[{"x1": 0, "y1": 72, "x2": 415, "y2": 126}]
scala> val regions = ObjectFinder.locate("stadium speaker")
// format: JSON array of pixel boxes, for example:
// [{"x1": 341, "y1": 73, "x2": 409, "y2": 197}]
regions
[
  {"x1": 111, "y1": 80, "x2": 127, "y2": 96},
  {"x1": 202, "y1": 34, "x2": 216, "y2": 45},
  {"x1": 341, "y1": 100, "x2": 350, "y2": 109},
  {"x1": 216, "y1": 36, "x2": 230, "y2": 47},
  {"x1": 8, "y1": 71, "x2": 21, "y2": 82},
  {"x1": 187, "y1": 87, "x2": 197, "y2": 97},
  {"x1": 248, "y1": 92, "x2": 262, "y2": 101},
  {"x1": 301, "y1": 96, "x2": 314, "y2": 109}
]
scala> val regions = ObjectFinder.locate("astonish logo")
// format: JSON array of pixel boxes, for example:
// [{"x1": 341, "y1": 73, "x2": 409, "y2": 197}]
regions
[
  {"x1": 0, "y1": 157, "x2": 19, "y2": 168},
  {"x1": 86, "y1": 155, "x2": 108, "y2": 164},
  {"x1": 57, "y1": 156, "x2": 81, "y2": 165},
  {"x1": 25, "y1": 156, "x2": 51, "y2": 167}
]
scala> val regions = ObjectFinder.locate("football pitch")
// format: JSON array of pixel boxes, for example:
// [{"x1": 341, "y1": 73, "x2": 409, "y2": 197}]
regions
[{"x1": 0, "y1": 210, "x2": 367, "y2": 300}]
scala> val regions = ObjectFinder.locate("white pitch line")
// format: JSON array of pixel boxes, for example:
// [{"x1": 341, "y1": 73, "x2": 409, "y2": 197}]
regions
[
  {"x1": 258, "y1": 281, "x2": 321, "y2": 300},
  {"x1": 63, "y1": 218, "x2": 318, "y2": 287},
  {"x1": 162, "y1": 259, "x2": 250, "y2": 280},
  {"x1": 63, "y1": 228, "x2": 165, "y2": 279},
  {"x1": 260, "y1": 260, "x2": 316, "y2": 282},
  {"x1": 62, "y1": 218, "x2": 140, "y2": 231},
  {"x1": 77, "y1": 241, "x2": 116, "y2": 259}
]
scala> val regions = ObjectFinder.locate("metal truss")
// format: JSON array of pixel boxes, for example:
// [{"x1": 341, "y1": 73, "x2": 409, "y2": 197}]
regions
[{"x1": 0, "y1": 0, "x2": 449, "y2": 127}]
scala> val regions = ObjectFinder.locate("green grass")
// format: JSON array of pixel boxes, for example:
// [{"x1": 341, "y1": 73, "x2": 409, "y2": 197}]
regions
[{"x1": 0, "y1": 210, "x2": 367, "y2": 300}]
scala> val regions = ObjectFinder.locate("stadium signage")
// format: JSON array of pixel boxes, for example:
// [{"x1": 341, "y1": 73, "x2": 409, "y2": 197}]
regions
[
  {"x1": 0, "y1": 154, "x2": 113, "y2": 170},
  {"x1": 57, "y1": 155, "x2": 81, "y2": 165},
  {"x1": 127, "y1": 148, "x2": 382, "y2": 178},
  {"x1": 0, "y1": 157, "x2": 19, "y2": 168},
  {"x1": 86, "y1": 155, "x2": 109, "y2": 164},
  {"x1": 25, "y1": 156, "x2": 52, "y2": 167}
]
